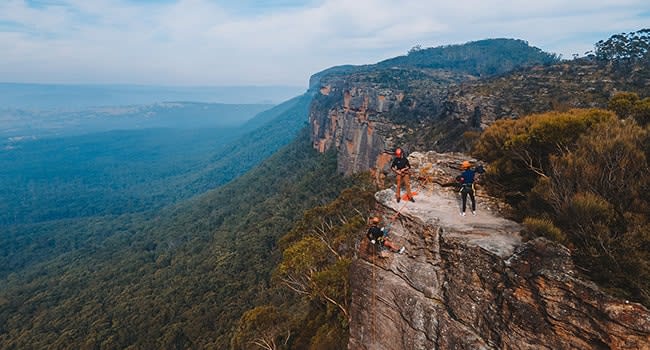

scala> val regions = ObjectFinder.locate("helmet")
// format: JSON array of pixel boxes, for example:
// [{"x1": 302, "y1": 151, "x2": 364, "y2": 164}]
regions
[
  {"x1": 461, "y1": 160, "x2": 471, "y2": 169},
  {"x1": 371, "y1": 217, "x2": 381, "y2": 224},
  {"x1": 395, "y1": 148, "x2": 402, "y2": 156}
]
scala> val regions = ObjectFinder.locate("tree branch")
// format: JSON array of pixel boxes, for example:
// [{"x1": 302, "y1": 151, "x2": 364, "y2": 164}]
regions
[{"x1": 320, "y1": 291, "x2": 349, "y2": 320}]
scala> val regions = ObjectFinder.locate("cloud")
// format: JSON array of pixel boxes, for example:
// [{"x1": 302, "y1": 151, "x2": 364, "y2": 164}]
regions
[{"x1": 0, "y1": 0, "x2": 648, "y2": 85}]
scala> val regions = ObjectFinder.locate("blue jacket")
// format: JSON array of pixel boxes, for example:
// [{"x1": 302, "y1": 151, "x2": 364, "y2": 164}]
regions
[
  {"x1": 460, "y1": 169, "x2": 476, "y2": 184},
  {"x1": 457, "y1": 165, "x2": 484, "y2": 185}
]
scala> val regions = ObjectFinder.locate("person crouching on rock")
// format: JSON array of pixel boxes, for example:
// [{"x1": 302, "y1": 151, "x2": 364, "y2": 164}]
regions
[
  {"x1": 367, "y1": 217, "x2": 405, "y2": 254},
  {"x1": 391, "y1": 148, "x2": 414, "y2": 203}
]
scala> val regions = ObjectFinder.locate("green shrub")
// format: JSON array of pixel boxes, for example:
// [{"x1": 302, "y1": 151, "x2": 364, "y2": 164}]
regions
[
  {"x1": 523, "y1": 217, "x2": 566, "y2": 243},
  {"x1": 477, "y1": 104, "x2": 650, "y2": 306}
]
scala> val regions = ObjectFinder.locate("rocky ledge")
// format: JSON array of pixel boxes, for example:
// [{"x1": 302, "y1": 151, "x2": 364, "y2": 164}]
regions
[{"x1": 348, "y1": 151, "x2": 650, "y2": 350}]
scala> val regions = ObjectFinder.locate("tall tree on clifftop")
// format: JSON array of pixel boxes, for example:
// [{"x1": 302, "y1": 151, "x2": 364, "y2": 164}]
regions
[{"x1": 595, "y1": 28, "x2": 650, "y2": 61}]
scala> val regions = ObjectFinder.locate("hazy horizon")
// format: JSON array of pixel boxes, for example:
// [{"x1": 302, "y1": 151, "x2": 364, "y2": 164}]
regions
[
  {"x1": 1, "y1": 1, "x2": 648, "y2": 86},
  {"x1": 0, "y1": 82, "x2": 306, "y2": 109}
]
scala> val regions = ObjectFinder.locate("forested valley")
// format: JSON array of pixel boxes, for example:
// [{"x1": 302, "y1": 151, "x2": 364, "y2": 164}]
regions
[
  {"x1": 0, "y1": 127, "x2": 370, "y2": 348},
  {"x1": 0, "y1": 95, "x2": 309, "y2": 226},
  {"x1": 1, "y1": 93, "x2": 328, "y2": 347},
  {"x1": 2, "y1": 29, "x2": 649, "y2": 349}
]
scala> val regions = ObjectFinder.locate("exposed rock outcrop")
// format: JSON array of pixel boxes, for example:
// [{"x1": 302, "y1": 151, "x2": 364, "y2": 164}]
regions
[
  {"x1": 348, "y1": 152, "x2": 650, "y2": 350},
  {"x1": 309, "y1": 69, "x2": 461, "y2": 176},
  {"x1": 308, "y1": 82, "x2": 400, "y2": 175},
  {"x1": 308, "y1": 60, "x2": 650, "y2": 176}
]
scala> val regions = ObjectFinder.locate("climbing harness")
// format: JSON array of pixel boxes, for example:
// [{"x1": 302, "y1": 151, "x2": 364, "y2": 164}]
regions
[{"x1": 458, "y1": 183, "x2": 475, "y2": 194}]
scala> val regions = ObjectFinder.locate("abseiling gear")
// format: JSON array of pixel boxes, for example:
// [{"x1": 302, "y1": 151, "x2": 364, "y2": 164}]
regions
[
  {"x1": 367, "y1": 223, "x2": 405, "y2": 254},
  {"x1": 367, "y1": 226, "x2": 385, "y2": 244}
]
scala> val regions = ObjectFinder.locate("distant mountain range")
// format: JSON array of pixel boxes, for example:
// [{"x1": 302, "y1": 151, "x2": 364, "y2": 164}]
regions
[
  {"x1": 0, "y1": 102, "x2": 273, "y2": 144},
  {"x1": 0, "y1": 83, "x2": 306, "y2": 109},
  {"x1": 309, "y1": 38, "x2": 559, "y2": 88}
]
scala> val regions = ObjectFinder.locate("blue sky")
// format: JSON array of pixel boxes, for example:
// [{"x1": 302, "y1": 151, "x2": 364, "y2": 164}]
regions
[{"x1": 1, "y1": 0, "x2": 648, "y2": 87}]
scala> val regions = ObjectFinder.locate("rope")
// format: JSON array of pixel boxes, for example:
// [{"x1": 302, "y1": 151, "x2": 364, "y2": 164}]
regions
[
  {"x1": 388, "y1": 198, "x2": 410, "y2": 224},
  {"x1": 371, "y1": 242, "x2": 376, "y2": 348},
  {"x1": 368, "y1": 191, "x2": 413, "y2": 347}
]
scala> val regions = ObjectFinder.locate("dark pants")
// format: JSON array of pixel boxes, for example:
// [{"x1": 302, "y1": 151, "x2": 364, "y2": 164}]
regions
[{"x1": 461, "y1": 185, "x2": 475, "y2": 212}]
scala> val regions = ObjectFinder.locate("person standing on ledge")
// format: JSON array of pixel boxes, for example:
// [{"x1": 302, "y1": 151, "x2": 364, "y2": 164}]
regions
[
  {"x1": 391, "y1": 148, "x2": 414, "y2": 203},
  {"x1": 456, "y1": 160, "x2": 485, "y2": 216}
]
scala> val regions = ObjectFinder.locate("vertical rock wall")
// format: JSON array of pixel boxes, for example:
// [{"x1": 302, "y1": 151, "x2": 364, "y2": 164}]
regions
[{"x1": 309, "y1": 83, "x2": 407, "y2": 175}]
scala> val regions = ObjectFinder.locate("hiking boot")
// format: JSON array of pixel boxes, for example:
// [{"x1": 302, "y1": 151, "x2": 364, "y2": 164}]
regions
[{"x1": 398, "y1": 247, "x2": 406, "y2": 254}]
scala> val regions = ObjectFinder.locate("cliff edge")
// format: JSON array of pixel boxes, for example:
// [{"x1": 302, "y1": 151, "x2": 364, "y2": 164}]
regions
[{"x1": 349, "y1": 151, "x2": 650, "y2": 350}]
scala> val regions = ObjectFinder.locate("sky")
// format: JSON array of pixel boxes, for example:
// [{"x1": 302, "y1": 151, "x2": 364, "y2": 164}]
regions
[{"x1": 1, "y1": 0, "x2": 649, "y2": 87}]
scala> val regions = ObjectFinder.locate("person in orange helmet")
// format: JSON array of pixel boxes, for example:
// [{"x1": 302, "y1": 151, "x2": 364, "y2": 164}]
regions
[
  {"x1": 367, "y1": 216, "x2": 405, "y2": 254},
  {"x1": 391, "y1": 147, "x2": 414, "y2": 203},
  {"x1": 456, "y1": 160, "x2": 484, "y2": 216}
]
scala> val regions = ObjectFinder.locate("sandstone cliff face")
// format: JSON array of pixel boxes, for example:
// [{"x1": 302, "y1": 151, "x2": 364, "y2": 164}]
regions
[
  {"x1": 348, "y1": 152, "x2": 650, "y2": 350},
  {"x1": 308, "y1": 60, "x2": 650, "y2": 175},
  {"x1": 308, "y1": 68, "x2": 465, "y2": 176},
  {"x1": 309, "y1": 81, "x2": 401, "y2": 175}
]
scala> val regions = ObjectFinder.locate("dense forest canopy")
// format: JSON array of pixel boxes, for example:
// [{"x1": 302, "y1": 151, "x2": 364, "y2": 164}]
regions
[
  {"x1": 310, "y1": 38, "x2": 560, "y2": 88},
  {"x1": 0, "y1": 95, "x2": 310, "y2": 226},
  {"x1": 379, "y1": 38, "x2": 560, "y2": 75},
  {"x1": 0, "y1": 94, "x2": 317, "y2": 348},
  {"x1": 232, "y1": 186, "x2": 377, "y2": 350},
  {"x1": 594, "y1": 28, "x2": 650, "y2": 61},
  {"x1": 0, "y1": 130, "x2": 365, "y2": 348}
]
